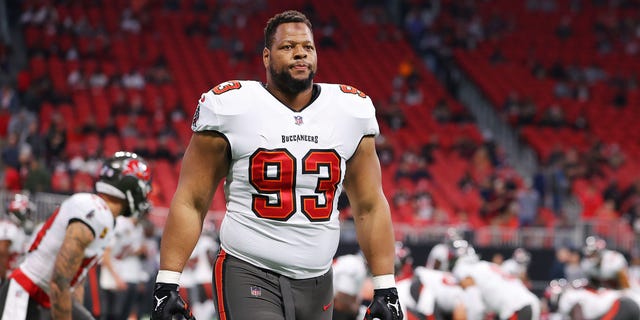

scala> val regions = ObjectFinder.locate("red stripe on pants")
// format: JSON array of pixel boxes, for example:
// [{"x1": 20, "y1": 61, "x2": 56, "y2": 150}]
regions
[
  {"x1": 601, "y1": 300, "x2": 621, "y2": 320},
  {"x1": 88, "y1": 266, "x2": 101, "y2": 316},
  {"x1": 214, "y1": 249, "x2": 228, "y2": 320}
]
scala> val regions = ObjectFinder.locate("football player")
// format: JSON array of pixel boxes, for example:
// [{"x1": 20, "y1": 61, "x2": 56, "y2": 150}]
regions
[
  {"x1": 0, "y1": 193, "x2": 32, "y2": 284},
  {"x1": 396, "y1": 264, "x2": 485, "y2": 320},
  {"x1": 545, "y1": 278, "x2": 640, "y2": 319},
  {"x1": 0, "y1": 151, "x2": 152, "y2": 320},
  {"x1": 152, "y1": 10, "x2": 401, "y2": 320},
  {"x1": 450, "y1": 240, "x2": 540, "y2": 320},
  {"x1": 501, "y1": 247, "x2": 532, "y2": 286},
  {"x1": 99, "y1": 215, "x2": 146, "y2": 320},
  {"x1": 581, "y1": 235, "x2": 631, "y2": 290},
  {"x1": 332, "y1": 252, "x2": 368, "y2": 320}
]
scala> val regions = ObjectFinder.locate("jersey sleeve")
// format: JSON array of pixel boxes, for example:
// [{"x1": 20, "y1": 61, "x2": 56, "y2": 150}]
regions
[
  {"x1": 61, "y1": 194, "x2": 113, "y2": 238},
  {"x1": 362, "y1": 96, "x2": 379, "y2": 137},
  {"x1": 0, "y1": 221, "x2": 18, "y2": 242},
  {"x1": 191, "y1": 90, "x2": 222, "y2": 133}
]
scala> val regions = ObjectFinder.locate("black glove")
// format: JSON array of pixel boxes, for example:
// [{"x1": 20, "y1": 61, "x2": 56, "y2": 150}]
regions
[
  {"x1": 364, "y1": 288, "x2": 403, "y2": 320},
  {"x1": 151, "y1": 283, "x2": 195, "y2": 320}
]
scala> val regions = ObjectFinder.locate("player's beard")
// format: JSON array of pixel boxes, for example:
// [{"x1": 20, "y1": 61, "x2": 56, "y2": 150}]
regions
[{"x1": 269, "y1": 64, "x2": 315, "y2": 95}]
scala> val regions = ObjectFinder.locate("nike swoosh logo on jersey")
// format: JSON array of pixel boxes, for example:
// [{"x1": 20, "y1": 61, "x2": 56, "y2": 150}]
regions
[
  {"x1": 323, "y1": 302, "x2": 332, "y2": 311},
  {"x1": 154, "y1": 295, "x2": 167, "y2": 311}
]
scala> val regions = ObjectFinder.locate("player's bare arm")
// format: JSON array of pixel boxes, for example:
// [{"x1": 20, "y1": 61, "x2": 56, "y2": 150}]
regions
[
  {"x1": 160, "y1": 131, "x2": 230, "y2": 272},
  {"x1": 343, "y1": 136, "x2": 395, "y2": 277},
  {"x1": 458, "y1": 276, "x2": 475, "y2": 289},
  {"x1": 571, "y1": 304, "x2": 585, "y2": 320},
  {"x1": 617, "y1": 269, "x2": 631, "y2": 289},
  {"x1": 50, "y1": 221, "x2": 94, "y2": 320},
  {"x1": 72, "y1": 277, "x2": 85, "y2": 304},
  {"x1": 0, "y1": 240, "x2": 10, "y2": 281}
]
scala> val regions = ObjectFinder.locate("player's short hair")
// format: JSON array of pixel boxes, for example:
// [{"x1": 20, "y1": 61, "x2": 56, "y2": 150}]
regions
[{"x1": 264, "y1": 10, "x2": 312, "y2": 49}]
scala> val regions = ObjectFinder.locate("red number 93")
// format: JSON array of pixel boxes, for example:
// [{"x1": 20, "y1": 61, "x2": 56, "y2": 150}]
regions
[{"x1": 249, "y1": 148, "x2": 341, "y2": 222}]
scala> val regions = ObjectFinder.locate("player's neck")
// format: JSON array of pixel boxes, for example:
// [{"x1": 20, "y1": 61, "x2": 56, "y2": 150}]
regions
[{"x1": 265, "y1": 83, "x2": 314, "y2": 112}]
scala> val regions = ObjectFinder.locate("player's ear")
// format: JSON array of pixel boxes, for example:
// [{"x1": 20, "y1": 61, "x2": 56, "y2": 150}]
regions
[{"x1": 263, "y1": 47, "x2": 270, "y2": 68}]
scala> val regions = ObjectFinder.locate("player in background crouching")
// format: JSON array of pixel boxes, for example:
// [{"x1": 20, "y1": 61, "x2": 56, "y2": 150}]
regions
[
  {"x1": 581, "y1": 235, "x2": 631, "y2": 290},
  {"x1": 450, "y1": 240, "x2": 540, "y2": 320},
  {"x1": 501, "y1": 247, "x2": 532, "y2": 287},
  {"x1": 545, "y1": 278, "x2": 640, "y2": 319},
  {"x1": 332, "y1": 252, "x2": 368, "y2": 320},
  {"x1": 0, "y1": 151, "x2": 152, "y2": 320},
  {"x1": 0, "y1": 193, "x2": 34, "y2": 285},
  {"x1": 396, "y1": 240, "x2": 485, "y2": 320}
]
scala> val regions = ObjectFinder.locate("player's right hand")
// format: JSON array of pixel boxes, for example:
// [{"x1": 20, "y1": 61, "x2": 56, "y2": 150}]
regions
[{"x1": 151, "y1": 282, "x2": 195, "y2": 320}]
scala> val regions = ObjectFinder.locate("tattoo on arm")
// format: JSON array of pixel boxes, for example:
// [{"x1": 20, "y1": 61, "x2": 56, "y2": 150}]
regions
[{"x1": 50, "y1": 222, "x2": 94, "y2": 320}]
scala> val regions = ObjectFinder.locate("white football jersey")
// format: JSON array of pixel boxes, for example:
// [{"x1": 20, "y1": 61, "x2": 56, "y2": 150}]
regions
[
  {"x1": 453, "y1": 260, "x2": 540, "y2": 319},
  {"x1": 426, "y1": 243, "x2": 450, "y2": 271},
  {"x1": 0, "y1": 219, "x2": 27, "y2": 273},
  {"x1": 557, "y1": 287, "x2": 621, "y2": 318},
  {"x1": 332, "y1": 253, "x2": 368, "y2": 296},
  {"x1": 18, "y1": 193, "x2": 115, "y2": 294},
  {"x1": 100, "y1": 216, "x2": 145, "y2": 288},
  {"x1": 582, "y1": 249, "x2": 628, "y2": 281},
  {"x1": 501, "y1": 258, "x2": 526, "y2": 278},
  {"x1": 181, "y1": 234, "x2": 218, "y2": 287},
  {"x1": 398, "y1": 267, "x2": 483, "y2": 318},
  {"x1": 193, "y1": 81, "x2": 379, "y2": 279}
]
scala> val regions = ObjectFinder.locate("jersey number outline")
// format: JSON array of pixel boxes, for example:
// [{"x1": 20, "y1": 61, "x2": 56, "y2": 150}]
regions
[{"x1": 249, "y1": 148, "x2": 341, "y2": 222}]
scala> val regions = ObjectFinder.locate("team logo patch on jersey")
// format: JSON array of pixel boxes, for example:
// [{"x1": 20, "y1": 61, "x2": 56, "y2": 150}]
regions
[
  {"x1": 99, "y1": 227, "x2": 109, "y2": 239},
  {"x1": 212, "y1": 80, "x2": 241, "y2": 95},
  {"x1": 294, "y1": 115, "x2": 304, "y2": 125},
  {"x1": 250, "y1": 286, "x2": 262, "y2": 297},
  {"x1": 339, "y1": 84, "x2": 367, "y2": 98}
]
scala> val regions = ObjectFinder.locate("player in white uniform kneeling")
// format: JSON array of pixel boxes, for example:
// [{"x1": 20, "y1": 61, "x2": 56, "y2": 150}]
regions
[
  {"x1": 396, "y1": 265, "x2": 485, "y2": 320},
  {"x1": 332, "y1": 252, "x2": 368, "y2": 320},
  {"x1": 581, "y1": 235, "x2": 631, "y2": 290},
  {"x1": 0, "y1": 151, "x2": 152, "y2": 320},
  {"x1": 450, "y1": 240, "x2": 540, "y2": 320},
  {"x1": 545, "y1": 278, "x2": 640, "y2": 319},
  {"x1": 0, "y1": 194, "x2": 33, "y2": 284}
]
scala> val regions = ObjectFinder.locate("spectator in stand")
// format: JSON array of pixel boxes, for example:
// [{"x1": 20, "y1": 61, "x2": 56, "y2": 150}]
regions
[
  {"x1": 0, "y1": 82, "x2": 20, "y2": 114},
  {"x1": 382, "y1": 102, "x2": 406, "y2": 130},
  {"x1": 8, "y1": 109, "x2": 37, "y2": 143},
  {"x1": 432, "y1": 98, "x2": 453, "y2": 123},
  {"x1": 539, "y1": 104, "x2": 565, "y2": 127},
  {"x1": 22, "y1": 154, "x2": 51, "y2": 194},
  {"x1": 122, "y1": 68, "x2": 145, "y2": 89},
  {"x1": 1, "y1": 133, "x2": 21, "y2": 170},
  {"x1": 44, "y1": 111, "x2": 67, "y2": 164},
  {"x1": 375, "y1": 134, "x2": 395, "y2": 166},
  {"x1": 517, "y1": 178, "x2": 540, "y2": 227}
]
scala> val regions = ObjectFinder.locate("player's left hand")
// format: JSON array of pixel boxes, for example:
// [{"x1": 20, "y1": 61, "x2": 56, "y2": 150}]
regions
[
  {"x1": 151, "y1": 283, "x2": 196, "y2": 320},
  {"x1": 364, "y1": 288, "x2": 403, "y2": 320}
]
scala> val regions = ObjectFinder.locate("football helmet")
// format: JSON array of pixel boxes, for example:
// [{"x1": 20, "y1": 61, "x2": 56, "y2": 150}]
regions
[
  {"x1": 394, "y1": 241, "x2": 413, "y2": 275},
  {"x1": 7, "y1": 193, "x2": 36, "y2": 233},
  {"x1": 449, "y1": 239, "x2": 479, "y2": 268},
  {"x1": 95, "y1": 151, "x2": 152, "y2": 218},
  {"x1": 512, "y1": 247, "x2": 532, "y2": 266},
  {"x1": 583, "y1": 235, "x2": 606, "y2": 258},
  {"x1": 544, "y1": 278, "x2": 568, "y2": 312}
]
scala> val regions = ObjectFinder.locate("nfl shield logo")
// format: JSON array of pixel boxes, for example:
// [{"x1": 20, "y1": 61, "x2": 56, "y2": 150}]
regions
[
  {"x1": 294, "y1": 115, "x2": 303, "y2": 125},
  {"x1": 250, "y1": 286, "x2": 262, "y2": 297}
]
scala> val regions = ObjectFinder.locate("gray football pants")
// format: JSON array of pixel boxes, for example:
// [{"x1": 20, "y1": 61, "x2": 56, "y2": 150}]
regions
[{"x1": 213, "y1": 249, "x2": 334, "y2": 320}]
